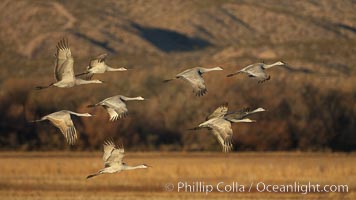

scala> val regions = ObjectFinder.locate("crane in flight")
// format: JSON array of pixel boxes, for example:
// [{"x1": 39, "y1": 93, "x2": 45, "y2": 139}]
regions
[
  {"x1": 164, "y1": 67, "x2": 223, "y2": 96},
  {"x1": 227, "y1": 61, "x2": 285, "y2": 83},
  {"x1": 87, "y1": 139, "x2": 150, "y2": 179},
  {"x1": 87, "y1": 95, "x2": 145, "y2": 121},
  {"x1": 189, "y1": 103, "x2": 266, "y2": 152},
  {"x1": 76, "y1": 53, "x2": 128, "y2": 80},
  {"x1": 36, "y1": 38, "x2": 104, "y2": 90},
  {"x1": 31, "y1": 110, "x2": 92, "y2": 145}
]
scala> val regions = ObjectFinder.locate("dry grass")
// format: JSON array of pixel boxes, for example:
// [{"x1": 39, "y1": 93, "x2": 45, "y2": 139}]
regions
[
  {"x1": 0, "y1": 152, "x2": 355, "y2": 199},
  {"x1": 0, "y1": 0, "x2": 355, "y2": 151}
]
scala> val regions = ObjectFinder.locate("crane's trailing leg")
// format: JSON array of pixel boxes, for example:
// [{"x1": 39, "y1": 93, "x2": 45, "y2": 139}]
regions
[
  {"x1": 86, "y1": 170, "x2": 104, "y2": 179},
  {"x1": 163, "y1": 77, "x2": 178, "y2": 83},
  {"x1": 35, "y1": 83, "x2": 54, "y2": 90}
]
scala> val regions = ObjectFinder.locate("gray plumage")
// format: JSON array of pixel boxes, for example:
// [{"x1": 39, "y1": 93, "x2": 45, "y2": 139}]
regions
[
  {"x1": 76, "y1": 53, "x2": 127, "y2": 80},
  {"x1": 87, "y1": 95, "x2": 145, "y2": 121},
  {"x1": 87, "y1": 139, "x2": 149, "y2": 179},
  {"x1": 190, "y1": 104, "x2": 266, "y2": 152},
  {"x1": 164, "y1": 67, "x2": 223, "y2": 96},
  {"x1": 36, "y1": 38, "x2": 103, "y2": 89},
  {"x1": 31, "y1": 110, "x2": 92, "y2": 145},
  {"x1": 227, "y1": 61, "x2": 285, "y2": 83}
]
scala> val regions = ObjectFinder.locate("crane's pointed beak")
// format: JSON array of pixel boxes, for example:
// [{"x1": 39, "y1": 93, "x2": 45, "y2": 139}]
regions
[{"x1": 143, "y1": 164, "x2": 152, "y2": 168}]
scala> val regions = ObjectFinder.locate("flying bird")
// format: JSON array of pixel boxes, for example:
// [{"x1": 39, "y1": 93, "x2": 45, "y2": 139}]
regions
[
  {"x1": 31, "y1": 110, "x2": 92, "y2": 145},
  {"x1": 87, "y1": 139, "x2": 150, "y2": 179},
  {"x1": 163, "y1": 67, "x2": 223, "y2": 96},
  {"x1": 36, "y1": 38, "x2": 104, "y2": 90},
  {"x1": 189, "y1": 104, "x2": 266, "y2": 152},
  {"x1": 227, "y1": 61, "x2": 285, "y2": 83},
  {"x1": 87, "y1": 95, "x2": 145, "y2": 121},
  {"x1": 76, "y1": 53, "x2": 128, "y2": 80}
]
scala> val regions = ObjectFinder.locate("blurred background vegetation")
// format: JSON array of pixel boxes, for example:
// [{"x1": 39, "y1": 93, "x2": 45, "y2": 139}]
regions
[{"x1": 0, "y1": 0, "x2": 355, "y2": 151}]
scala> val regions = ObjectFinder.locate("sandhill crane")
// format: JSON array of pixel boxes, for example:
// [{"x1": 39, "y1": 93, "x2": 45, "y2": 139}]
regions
[
  {"x1": 227, "y1": 61, "x2": 285, "y2": 83},
  {"x1": 87, "y1": 139, "x2": 150, "y2": 179},
  {"x1": 87, "y1": 95, "x2": 145, "y2": 121},
  {"x1": 163, "y1": 67, "x2": 223, "y2": 96},
  {"x1": 31, "y1": 110, "x2": 92, "y2": 145},
  {"x1": 76, "y1": 53, "x2": 128, "y2": 80},
  {"x1": 35, "y1": 38, "x2": 104, "y2": 89},
  {"x1": 189, "y1": 104, "x2": 266, "y2": 152}
]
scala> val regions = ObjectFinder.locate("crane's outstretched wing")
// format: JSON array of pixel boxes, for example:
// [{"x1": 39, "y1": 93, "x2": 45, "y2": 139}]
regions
[
  {"x1": 200, "y1": 118, "x2": 233, "y2": 152},
  {"x1": 206, "y1": 103, "x2": 228, "y2": 120},
  {"x1": 101, "y1": 96, "x2": 129, "y2": 121},
  {"x1": 208, "y1": 119, "x2": 233, "y2": 152},
  {"x1": 102, "y1": 139, "x2": 125, "y2": 167},
  {"x1": 180, "y1": 69, "x2": 207, "y2": 96},
  {"x1": 212, "y1": 129, "x2": 233, "y2": 153},
  {"x1": 103, "y1": 106, "x2": 128, "y2": 121},
  {"x1": 88, "y1": 53, "x2": 107, "y2": 69},
  {"x1": 46, "y1": 113, "x2": 77, "y2": 145},
  {"x1": 75, "y1": 54, "x2": 107, "y2": 80},
  {"x1": 54, "y1": 38, "x2": 74, "y2": 82},
  {"x1": 243, "y1": 64, "x2": 270, "y2": 82},
  {"x1": 246, "y1": 65, "x2": 265, "y2": 77}
]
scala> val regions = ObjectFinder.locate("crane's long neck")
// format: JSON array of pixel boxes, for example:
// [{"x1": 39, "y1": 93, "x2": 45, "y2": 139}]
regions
[
  {"x1": 198, "y1": 118, "x2": 216, "y2": 128},
  {"x1": 200, "y1": 67, "x2": 223, "y2": 73},
  {"x1": 242, "y1": 108, "x2": 265, "y2": 118},
  {"x1": 122, "y1": 165, "x2": 145, "y2": 170},
  {"x1": 120, "y1": 96, "x2": 144, "y2": 101},
  {"x1": 107, "y1": 66, "x2": 127, "y2": 71},
  {"x1": 229, "y1": 118, "x2": 255, "y2": 123},
  {"x1": 233, "y1": 108, "x2": 266, "y2": 119},
  {"x1": 264, "y1": 62, "x2": 283, "y2": 69},
  {"x1": 249, "y1": 108, "x2": 266, "y2": 114},
  {"x1": 68, "y1": 111, "x2": 91, "y2": 117},
  {"x1": 75, "y1": 79, "x2": 102, "y2": 85}
]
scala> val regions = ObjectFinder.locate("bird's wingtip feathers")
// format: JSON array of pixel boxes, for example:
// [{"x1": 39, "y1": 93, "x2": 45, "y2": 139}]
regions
[
  {"x1": 195, "y1": 88, "x2": 207, "y2": 97},
  {"x1": 221, "y1": 102, "x2": 228, "y2": 108}
]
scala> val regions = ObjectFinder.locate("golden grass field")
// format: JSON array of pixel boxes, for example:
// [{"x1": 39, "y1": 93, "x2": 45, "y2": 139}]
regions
[{"x1": 0, "y1": 152, "x2": 355, "y2": 200}]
